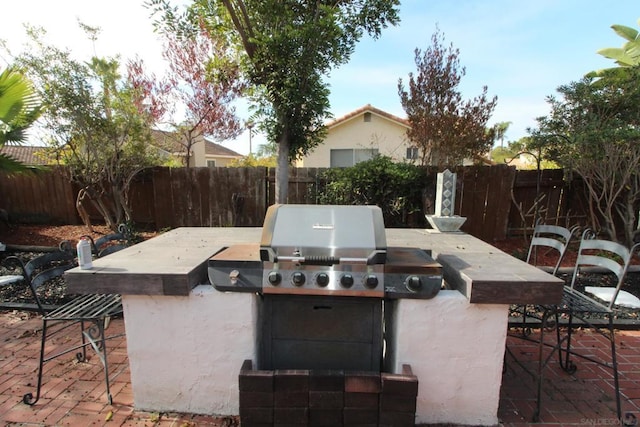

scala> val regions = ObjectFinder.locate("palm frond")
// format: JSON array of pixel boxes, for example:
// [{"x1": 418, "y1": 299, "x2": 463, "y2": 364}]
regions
[
  {"x1": 0, "y1": 68, "x2": 42, "y2": 145},
  {"x1": 0, "y1": 153, "x2": 41, "y2": 174}
]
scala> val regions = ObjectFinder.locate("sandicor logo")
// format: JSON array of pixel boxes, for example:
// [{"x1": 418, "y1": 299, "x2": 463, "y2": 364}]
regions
[
  {"x1": 624, "y1": 413, "x2": 638, "y2": 426},
  {"x1": 312, "y1": 223, "x2": 334, "y2": 230}
]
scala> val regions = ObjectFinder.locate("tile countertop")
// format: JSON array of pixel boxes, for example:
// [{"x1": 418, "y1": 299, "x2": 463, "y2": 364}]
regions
[{"x1": 65, "y1": 227, "x2": 563, "y2": 304}]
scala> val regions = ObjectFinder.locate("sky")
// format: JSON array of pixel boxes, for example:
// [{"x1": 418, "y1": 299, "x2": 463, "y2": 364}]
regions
[{"x1": 2, "y1": 0, "x2": 639, "y2": 155}]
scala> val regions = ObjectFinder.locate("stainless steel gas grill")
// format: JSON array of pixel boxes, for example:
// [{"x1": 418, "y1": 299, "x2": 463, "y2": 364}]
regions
[
  {"x1": 208, "y1": 204, "x2": 443, "y2": 371},
  {"x1": 260, "y1": 204, "x2": 387, "y2": 297}
]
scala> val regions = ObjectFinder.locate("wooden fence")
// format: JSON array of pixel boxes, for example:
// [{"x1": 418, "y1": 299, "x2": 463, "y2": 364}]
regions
[
  {"x1": 0, "y1": 167, "x2": 77, "y2": 225},
  {"x1": 0, "y1": 165, "x2": 589, "y2": 242}
]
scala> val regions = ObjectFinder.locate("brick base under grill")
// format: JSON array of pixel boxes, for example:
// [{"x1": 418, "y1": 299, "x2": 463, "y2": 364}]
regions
[{"x1": 239, "y1": 360, "x2": 418, "y2": 427}]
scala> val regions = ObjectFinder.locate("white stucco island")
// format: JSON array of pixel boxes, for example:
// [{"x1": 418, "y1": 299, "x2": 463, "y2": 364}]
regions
[{"x1": 64, "y1": 227, "x2": 563, "y2": 426}]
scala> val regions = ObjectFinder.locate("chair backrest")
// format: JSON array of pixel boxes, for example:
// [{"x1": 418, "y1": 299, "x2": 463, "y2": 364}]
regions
[
  {"x1": 22, "y1": 250, "x2": 75, "y2": 281},
  {"x1": 3, "y1": 249, "x2": 76, "y2": 314},
  {"x1": 80, "y1": 224, "x2": 131, "y2": 258},
  {"x1": 526, "y1": 223, "x2": 578, "y2": 276},
  {"x1": 569, "y1": 230, "x2": 640, "y2": 309}
]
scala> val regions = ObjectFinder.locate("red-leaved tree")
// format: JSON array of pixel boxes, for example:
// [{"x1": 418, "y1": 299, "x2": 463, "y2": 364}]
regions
[
  {"x1": 398, "y1": 28, "x2": 497, "y2": 167},
  {"x1": 128, "y1": 23, "x2": 244, "y2": 167}
]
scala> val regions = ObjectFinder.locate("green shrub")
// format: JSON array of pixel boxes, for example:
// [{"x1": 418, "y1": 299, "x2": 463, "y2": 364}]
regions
[{"x1": 316, "y1": 156, "x2": 432, "y2": 227}]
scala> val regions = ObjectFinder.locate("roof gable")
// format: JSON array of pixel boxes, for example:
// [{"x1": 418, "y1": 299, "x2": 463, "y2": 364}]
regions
[
  {"x1": 150, "y1": 129, "x2": 242, "y2": 158},
  {"x1": 204, "y1": 138, "x2": 243, "y2": 157},
  {"x1": 326, "y1": 104, "x2": 410, "y2": 129}
]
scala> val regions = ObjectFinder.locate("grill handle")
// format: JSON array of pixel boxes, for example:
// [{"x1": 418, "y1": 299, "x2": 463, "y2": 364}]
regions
[
  {"x1": 276, "y1": 255, "x2": 369, "y2": 266},
  {"x1": 261, "y1": 248, "x2": 386, "y2": 265}
]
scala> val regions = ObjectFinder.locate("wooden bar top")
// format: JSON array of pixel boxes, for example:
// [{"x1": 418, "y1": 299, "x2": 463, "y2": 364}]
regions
[{"x1": 65, "y1": 227, "x2": 563, "y2": 304}]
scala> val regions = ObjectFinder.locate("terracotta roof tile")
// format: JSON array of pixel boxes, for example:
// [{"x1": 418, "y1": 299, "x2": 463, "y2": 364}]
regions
[
  {"x1": 150, "y1": 129, "x2": 242, "y2": 158},
  {"x1": 0, "y1": 145, "x2": 51, "y2": 165},
  {"x1": 150, "y1": 129, "x2": 184, "y2": 154},
  {"x1": 204, "y1": 138, "x2": 243, "y2": 157}
]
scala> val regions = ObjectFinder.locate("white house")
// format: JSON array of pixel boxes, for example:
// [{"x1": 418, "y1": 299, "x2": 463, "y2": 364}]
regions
[
  {"x1": 298, "y1": 104, "x2": 416, "y2": 167},
  {"x1": 151, "y1": 130, "x2": 244, "y2": 167},
  {"x1": 298, "y1": 104, "x2": 496, "y2": 168}
]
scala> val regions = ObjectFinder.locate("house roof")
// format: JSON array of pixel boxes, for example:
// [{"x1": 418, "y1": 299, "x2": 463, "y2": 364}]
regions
[
  {"x1": 0, "y1": 130, "x2": 244, "y2": 168},
  {"x1": 326, "y1": 104, "x2": 410, "y2": 129},
  {"x1": 204, "y1": 138, "x2": 243, "y2": 158},
  {"x1": 150, "y1": 129, "x2": 186, "y2": 155},
  {"x1": 150, "y1": 129, "x2": 243, "y2": 158},
  {"x1": 0, "y1": 145, "x2": 51, "y2": 166}
]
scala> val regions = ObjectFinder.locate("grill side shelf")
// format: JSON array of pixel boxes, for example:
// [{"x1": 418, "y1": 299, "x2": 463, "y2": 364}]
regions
[
  {"x1": 384, "y1": 247, "x2": 443, "y2": 299},
  {"x1": 208, "y1": 244, "x2": 263, "y2": 292}
]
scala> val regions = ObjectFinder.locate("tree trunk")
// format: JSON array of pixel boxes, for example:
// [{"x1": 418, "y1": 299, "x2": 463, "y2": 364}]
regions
[
  {"x1": 90, "y1": 197, "x2": 116, "y2": 231},
  {"x1": 275, "y1": 136, "x2": 289, "y2": 204},
  {"x1": 624, "y1": 191, "x2": 636, "y2": 247},
  {"x1": 83, "y1": 185, "x2": 117, "y2": 231}
]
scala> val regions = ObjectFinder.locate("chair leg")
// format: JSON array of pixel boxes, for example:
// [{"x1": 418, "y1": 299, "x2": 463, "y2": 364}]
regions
[
  {"x1": 558, "y1": 312, "x2": 577, "y2": 374},
  {"x1": 77, "y1": 320, "x2": 88, "y2": 363},
  {"x1": 99, "y1": 320, "x2": 114, "y2": 405},
  {"x1": 552, "y1": 313, "x2": 622, "y2": 421},
  {"x1": 23, "y1": 317, "x2": 116, "y2": 406},
  {"x1": 23, "y1": 320, "x2": 48, "y2": 406},
  {"x1": 608, "y1": 316, "x2": 622, "y2": 421},
  {"x1": 518, "y1": 305, "x2": 533, "y2": 337},
  {"x1": 534, "y1": 307, "x2": 555, "y2": 422},
  {"x1": 83, "y1": 318, "x2": 113, "y2": 404}
]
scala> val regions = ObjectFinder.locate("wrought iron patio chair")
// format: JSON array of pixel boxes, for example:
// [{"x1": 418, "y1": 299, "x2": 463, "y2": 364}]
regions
[
  {"x1": 533, "y1": 230, "x2": 640, "y2": 422},
  {"x1": 3, "y1": 243, "x2": 123, "y2": 406},
  {"x1": 509, "y1": 222, "x2": 579, "y2": 333}
]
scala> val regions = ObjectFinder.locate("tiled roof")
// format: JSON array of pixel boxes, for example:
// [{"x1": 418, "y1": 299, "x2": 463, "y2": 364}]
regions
[
  {"x1": 150, "y1": 129, "x2": 184, "y2": 154},
  {"x1": 150, "y1": 129, "x2": 242, "y2": 158},
  {"x1": 1, "y1": 131, "x2": 243, "y2": 168},
  {"x1": 326, "y1": 104, "x2": 410, "y2": 128},
  {"x1": 0, "y1": 145, "x2": 51, "y2": 165},
  {"x1": 204, "y1": 138, "x2": 243, "y2": 157}
]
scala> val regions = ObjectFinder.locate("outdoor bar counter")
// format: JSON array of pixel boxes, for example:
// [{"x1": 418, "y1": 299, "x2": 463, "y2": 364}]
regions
[{"x1": 65, "y1": 227, "x2": 563, "y2": 426}]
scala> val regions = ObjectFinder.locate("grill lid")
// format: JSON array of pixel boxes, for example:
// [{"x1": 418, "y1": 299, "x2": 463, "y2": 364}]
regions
[{"x1": 259, "y1": 204, "x2": 387, "y2": 265}]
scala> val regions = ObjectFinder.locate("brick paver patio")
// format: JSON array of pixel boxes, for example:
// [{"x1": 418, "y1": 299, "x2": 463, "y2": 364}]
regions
[
  {"x1": 501, "y1": 327, "x2": 640, "y2": 426},
  {"x1": 0, "y1": 311, "x2": 236, "y2": 426},
  {"x1": 1, "y1": 309, "x2": 640, "y2": 426}
]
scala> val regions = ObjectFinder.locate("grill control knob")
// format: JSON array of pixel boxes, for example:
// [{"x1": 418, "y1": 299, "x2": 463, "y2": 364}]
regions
[
  {"x1": 291, "y1": 272, "x2": 306, "y2": 286},
  {"x1": 340, "y1": 273, "x2": 354, "y2": 288},
  {"x1": 316, "y1": 272, "x2": 330, "y2": 287},
  {"x1": 267, "y1": 271, "x2": 282, "y2": 286},
  {"x1": 364, "y1": 274, "x2": 379, "y2": 289},
  {"x1": 406, "y1": 276, "x2": 422, "y2": 292}
]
